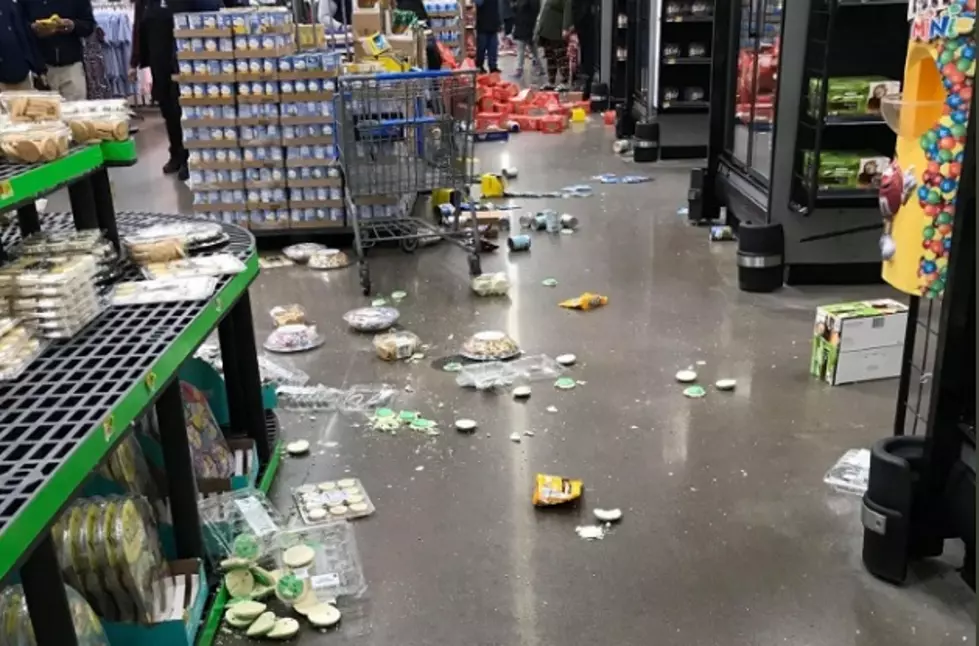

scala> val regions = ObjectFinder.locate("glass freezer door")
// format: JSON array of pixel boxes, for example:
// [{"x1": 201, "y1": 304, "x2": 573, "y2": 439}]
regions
[{"x1": 726, "y1": 0, "x2": 783, "y2": 182}]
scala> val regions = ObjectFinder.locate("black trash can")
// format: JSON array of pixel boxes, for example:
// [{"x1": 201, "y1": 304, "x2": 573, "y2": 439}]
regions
[
  {"x1": 633, "y1": 120, "x2": 660, "y2": 163},
  {"x1": 736, "y1": 220, "x2": 783, "y2": 292}
]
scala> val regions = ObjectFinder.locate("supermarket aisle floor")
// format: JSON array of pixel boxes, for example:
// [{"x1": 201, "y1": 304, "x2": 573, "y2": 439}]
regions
[{"x1": 98, "y1": 116, "x2": 976, "y2": 645}]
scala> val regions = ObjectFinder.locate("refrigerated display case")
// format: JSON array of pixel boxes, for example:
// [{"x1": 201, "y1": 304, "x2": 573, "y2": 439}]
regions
[{"x1": 698, "y1": 0, "x2": 910, "y2": 284}]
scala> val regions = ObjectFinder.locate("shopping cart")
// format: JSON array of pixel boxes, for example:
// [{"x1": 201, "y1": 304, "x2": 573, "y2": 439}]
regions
[{"x1": 336, "y1": 69, "x2": 482, "y2": 295}]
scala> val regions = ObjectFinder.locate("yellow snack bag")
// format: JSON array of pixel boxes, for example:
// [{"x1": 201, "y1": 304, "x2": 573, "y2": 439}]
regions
[
  {"x1": 559, "y1": 292, "x2": 609, "y2": 310},
  {"x1": 532, "y1": 473, "x2": 583, "y2": 506}
]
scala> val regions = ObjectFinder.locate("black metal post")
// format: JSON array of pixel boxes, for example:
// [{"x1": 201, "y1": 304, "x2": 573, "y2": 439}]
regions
[
  {"x1": 16, "y1": 203, "x2": 41, "y2": 237},
  {"x1": 89, "y1": 168, "x2": 120, "y2": 251},
  {"x1": 226, "y1": 291, "x2": 271, "y2": 464},
  {"x1": 156, "y1": 380, "x2": 203, "y2": 559},
  {"x1": 217, "y1": 311, "x2": 248, "y2": 440},
  {"x1": 892, "y1": 296, "x2": 920, "y2": 437},
  {"x1": 22, "y1": 535, "x2": 79, "y2": 646},
  {"x1": 67, "y1": 178, "x2": 98, "y2": 230}
]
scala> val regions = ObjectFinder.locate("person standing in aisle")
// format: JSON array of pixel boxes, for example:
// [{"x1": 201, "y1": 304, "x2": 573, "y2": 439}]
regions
[
  {"x1": 565, "y1": 0, "x2": 595, "y2": 98},
  {"x1": 534, "y1": 0, "x2": 569, "y2": 90},
  {"x1": 0, "y1": 0, "x2": 45, "y2": 91},
  {"x1": 21, "y1": 0, "x2": 95, "y2": 100},
  {"x1": 130, "y1": 0, "x2": 204, "y2": 181},
  {"x1": 474, "y1": 0, "x2": 501, "y2": 73},
  {"x1": 511, "y1": 0, "x2": 541, "y2": 79}
]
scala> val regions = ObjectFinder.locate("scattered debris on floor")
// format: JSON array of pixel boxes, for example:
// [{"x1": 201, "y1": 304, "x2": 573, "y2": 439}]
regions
[
  {"x1": 594, "y1": 508, "x2": 623, "y2": 522},
  {"x1": 293, "y1": 479, "x2": 375, "y2": 522},
  {"x1": 513, "y1": 385, "x2": 532, "y2": 398},
  {"x1": 541, "y1": 278, "x2": 559, "y2": 287},
  {"x1": 556, "y1": 353, "x2": 576, "y2": 366},
  {"x1": 501, "y1": 167, "x2": 518, "y2": 179},
  {"x1": 390, "y1": 290, "x2": 408, "y2": 303},
  {"x1": 285, "y1": 440, "x2": 310, "y2": 456},
  {"x1": 575, "y1": 525, "x2": 607, "y2": 540},
  {"x1": 675, "y1": 369, "x2": 698, "y2": 383},
  {"x1": 373, "y1": 330, "x2": 422, "y2": 361},
  {"x1": 715, "y1": 378, "x2": 737, "y2": 391},
  {"x1": 471, "y1": 272, "x2": 511, "y2": 296},
  {"x1": 591, "y1": 173, "x2": 653, "y2": 185},
  {"x1": 683, "y1": 385, "x2": 707, "y2": 399},
  {"x1": 709, "y1": 226, "x2": 736, "y2": 242},
  {"x1": 533, "y1": 473, "x2": 583, "y2": 506},
  {"x1": 559, "y1": 292, "x2": 609, "y2": 310},
  {"x1": 554, "y1": 377, "x2": 576, "y2": 390},
  {"x1": 546, "y1": 405, "x2": 559, "y2": 413},
  {"x1": 824, "y1": 448, "x2": 871, "y2": 495},
  {"x1": 509, "y1": 432, "x2": 522, "y2": 443},
  {"x1": 612, "y1": 139, "x2": 632, "y2": 154},
  {"x1": 455, "y1": 418, "x2": 477, "y2": 432}
]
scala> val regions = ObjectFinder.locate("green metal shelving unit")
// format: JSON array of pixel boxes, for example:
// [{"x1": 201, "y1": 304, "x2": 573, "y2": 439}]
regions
[{"x1": 0, "y1": 142, "x2": 276, "y2": 646}]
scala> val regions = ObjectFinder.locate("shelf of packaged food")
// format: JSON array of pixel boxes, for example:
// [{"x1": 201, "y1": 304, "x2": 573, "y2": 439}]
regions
[
  {"x1": 0, "y1": 211, "x2": 260, "y2": 583},
  {"x1": 0, "y1": 145, "x2": 103, "y2": 215},
  {"x1": 100, "y1": 139, "x2": 138, "y2": 167}
]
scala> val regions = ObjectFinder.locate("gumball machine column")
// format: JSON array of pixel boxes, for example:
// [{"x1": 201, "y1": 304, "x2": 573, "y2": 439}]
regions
[
  {"x1": 879, "y1": 0, "x2": 975, "y2": 299},
  {"x1": 862, "y1": 0, "x2": 976, "y2": 591}
]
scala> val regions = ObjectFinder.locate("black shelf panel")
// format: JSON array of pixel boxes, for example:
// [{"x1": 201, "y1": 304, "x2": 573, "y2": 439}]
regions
[{"x1": 661, "y1": 100, "x2": 710, "y2": 112}]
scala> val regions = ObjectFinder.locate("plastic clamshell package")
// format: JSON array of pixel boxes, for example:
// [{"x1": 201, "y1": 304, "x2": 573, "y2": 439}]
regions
[
  {"x1": 272, "y1": 520, "x2": 367, "y2": 600},
  {"x1": 456, "y1": 361, "x2": 520, "y2": 390},
  {"x1": 307, "y1": 249, "x2": 350, "y2": 270},
  {"x1": 198, "y1": 488, "x2": 286, "y2": 565},
  {"x1": 291, "y1": 477, "x2": 376, "y2": 524},
  {"x1": 64, "y1": 111, "x2": 130, "y2": 143},
  {"x1": 342, "y1": 306, "x2": 400, "y2": 332},
  {"x1": 505, "y1": 354, "x2": 565, "y2": 383},
  {"x1": 141, "y1": 253, "x2": 246, "y2": 279},
  {"x1": 0, "y1": 121, "x2": 71, "y2": 163},
  {"x1": 460, "y1": 330, "x2": 521, "y2": 361},
  {"x1": 110, "y1": 277, "x2": 218, "y2": 306},
  {"x1": 0, "y1": 326, "x2": 45, "y2": 381},
  {"x1": 0, "y1": 91, "x2": 63, "y2": 123},
  {"x1": 372, "y1": 330, "x2": 421, "y2": 361},
  {"x1": 123, "y1": 221, "x2": 225, "y2": 248},
  {"x1": 263, "y1": 324, "x2": 325, "y2": 353},
  {"x1": 282, "y1": 242, "x2": 327, "y2": 263},
  {"x1": 470, "y1": 272, "x2": 511, "y2": 296},
  {"x1": 0, "y1": 584, "x2": 109, "y2": 646}
]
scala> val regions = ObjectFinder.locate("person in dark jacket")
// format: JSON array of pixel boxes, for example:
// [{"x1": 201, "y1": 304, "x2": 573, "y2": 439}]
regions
[
  {"x1": 130, "y1": 0, "x2": 207, "y2": 180},
  {"x1": 474, "y1": 0, "x2": 500, "y2": 73},
  {"x1": 511, "y1": 0, "x2": 540, "y2": 79},
  {"x1": 0, "y1": 0, "x2": 45, "y2": 91},
  {"x1": 393, "y1": 0, "x2": 442, "y2": 69},
  {"x1": 533, "y1": 0, "x2": 570, "y2": 89},
  {"x1": 22, "y1": 0, "x2": 95, "y2": 100},
  {"x1": 565, "y1": 0, "x2": 595, "y2": 97}
]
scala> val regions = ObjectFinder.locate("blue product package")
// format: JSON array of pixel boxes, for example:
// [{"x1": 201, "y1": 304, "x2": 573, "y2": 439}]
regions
[
  {"x1": 221, "y1": 105, "x2": 236, "y2": 119},
  {"x1": 248, "y1": 59, "x2": 262, "y2": 73},
  {"x1": 272, "y1": 188, "x2": 286, "y2": 202},
  {"x1": 182, "y1": 127, "x2": 197, "y2": 142},
  {"x1": 264, "y1": 82, "x2": 276, "y2": 95},
  {"x1": 315, "y1": 187, "x2": 329, "y2": 201},
  {"x1": 188, "y1": 150, "x2": 202, "y2": 164},
  {"x1": 200, "y1": 149, "x2": 215, "y2": 162},
  {"x1": 221, "y1": 60, "x2": 235, "y2": 75},
  {"x1": 279, "y1": 57, "x2": 293, "y2": 72},
  {"x1": 180, "y1": 61, "x2": 194, "y2": 75},
  {"x1": 235, "y1": 59, "x2": 249, "y2": 73},
  {"x1": 247, "y1": 36, "x2": 261, "y2": 50},
  {"x1": 189, "y1": 170, "x2": 204, "y2": 185},
  {"x1": 187, "y1": 13, "x2": 203, "y2": 29},
  {"x1": 205, "y1": 83, "x2": 221, "y2": 98},
  {"x1": 220, "y1": 83, "x2": 233, "y2": 97},
  {"x1": 202, "y1": 12, "x2": 217, "y2": 29},
  {"x1": 206, "y1": 60, "x2": 220, "y2": 75},
  {"x1": 280, "y1": 80, "x2": 294, "y2": 94},
  {"x1": 286, "y1": 168, "x2": 299, "y2": 180},
  {"x1": 246, "y1": 189, "x2": 260, "y2": 203},
  {"x1": 242, "y1": 148, "x2": 256, "y2": 162},
  {"x1": 309, "y1": 167, "x2": 323, "y2": 179},
  {"x1": 219, "y1": 38, "x2": 234, "y2": 52},
  {"x1": 232, "y1": 189, "x2": 245, "y2": 203},
  {"x1": 259, "y1": 188, "x2": 273, "y2": 202},
  {"x1": 327, "y1": 166, "x2": 340, "y2": 178},
  {"x1": 217, "y1": 12, "x2": 232, "y2": 29},
  {"x1": 176, "y1": 39, "x2": 190, "y2": 52},
  {"x1": 212, "y1": 170, "x2": 226, "y2": 184},
  {"x1": 330, "y1": 188, "x2": 342, "y2": 200},
  {"x1": 245, "y1": 167, "x2": 259, "y2": 182},
  {"x1": 223, "y1": 127, "x2": 236, "y2": 140},
  {"x1": 174, "y1": 12, "x2": 190, "y2": 29},
  {"x1": 220, "y1": 189, "x2": 234, "y2": 203},
  {"x1": 271, "y1": 167, "x2": 284, "y2": 182},
  {"x1": 181, "y1": 106, "x2": 197, "y2": 120},
  {"x1": 282, "y1": 125, "x2": 295, "y2": 140},
  {"x1": 250, "y1": 82, "x2": 264, "y2": 95},
  {"x1": 270, "y1": 147, "x2": 283, "y2": 161},
  {"x1": 229, "y1": 169, "x2": 243, "y2": 182},
  {"x1": 203, "y1": 38, "x2": 218, "y2": 52},
  {"x1": 228, "y1": 148, "x2": 242, "y2": 161},
  {"x1": 262, "y1": 59, "x2": 275, "y2": 74},
  {"x1": 214, "y1": 149, "x2": 228, "y2": 162},
  {"x1": 237, "y1": 82, "x2": 251, "y2": 97},
  {"x1": 234, "y1": 35, "x2": 248, "y2": 50},
  {"x1": 294, "y1": 80, "x2": 307, "y2": 94}
]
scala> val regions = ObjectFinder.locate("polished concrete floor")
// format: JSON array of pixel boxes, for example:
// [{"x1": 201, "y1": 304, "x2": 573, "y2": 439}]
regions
[{"x1": 66, "y1": 115, "x2": 975, "y2": 644}]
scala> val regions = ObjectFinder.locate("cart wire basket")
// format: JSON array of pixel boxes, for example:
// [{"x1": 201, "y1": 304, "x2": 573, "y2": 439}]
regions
[{"x1": 336, "y1": 69, "x2": 482, "y2": 295}]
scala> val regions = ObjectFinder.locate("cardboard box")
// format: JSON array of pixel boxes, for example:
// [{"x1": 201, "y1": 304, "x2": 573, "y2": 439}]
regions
[
  {"x1": 352, "y1": 5, "x2": 384, "y2": 38},
  {"x1": 387, "y1": 31, "x2": 422, "y2": 67},
  {"x1": 810, "y1": 298, "x2": 908, "y2": 385}
]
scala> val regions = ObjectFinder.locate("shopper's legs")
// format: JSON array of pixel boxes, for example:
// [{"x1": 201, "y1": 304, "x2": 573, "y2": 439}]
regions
[
  {"x1": 46, "y1": 63, "x2": 87, "y2": 100},
  {"x1": 475, "y1": 32, "x2": 487, "y2": 70},
  {"x1": 151, "y1": 66, "x2": 187, "y2": 176},
  {"x1": 487, "y1": 33, "x2": 500, "y2": 72},
  {"x1": 514, "y1": 41, "x2": 526, "y2": 77},
  {"x1": 574, "y1": 20, "x2": 595, "y2": 98},
  {"x1": 542, "y1": 39, "x2": 558, "y2": 85}
]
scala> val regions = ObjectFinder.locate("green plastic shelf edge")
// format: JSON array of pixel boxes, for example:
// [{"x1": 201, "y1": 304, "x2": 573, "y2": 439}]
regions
[
  {"x1": 101, "y1": 139, "x2": 137, "y2": 164},
  {"x1": 196, "y1": 441, "x2": 282, "y2": 646},
  {"x1": 0, "y1": 145, "x2": 103, "y2": 214},
  {"x1": 0, "y1": 252, "x2": 260, "y2": 581}
]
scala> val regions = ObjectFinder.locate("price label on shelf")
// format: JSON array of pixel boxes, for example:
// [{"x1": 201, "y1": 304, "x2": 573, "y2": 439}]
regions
[{"x1": 0, "y1": 181, "x2": 12, "y2": 200}]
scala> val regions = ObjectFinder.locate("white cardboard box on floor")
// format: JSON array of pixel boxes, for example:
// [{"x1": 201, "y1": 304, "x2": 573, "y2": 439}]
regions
[{"x1": 810, "y1": 298, "x2": 909, "y2": 385}]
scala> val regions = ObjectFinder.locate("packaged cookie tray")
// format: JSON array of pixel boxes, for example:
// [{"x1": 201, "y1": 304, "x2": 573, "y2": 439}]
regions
[
  {"x1": 0, "y1": 328, "x2": 45, "y2": 381},
  {"x1": 0, "y1": 121, "x2": 71, "y2": 163},
  {"x1": 0, "y1": 255, "x2": 99, "y2": 289},
  {"x1": 66, "y1": 113, "x2": 131, "y2": 143},
  {"x1": 0, "y1": 90, "x2": 63, "y2": 123},
  {"x1": 291, "y1": 478, "x2": 376, "y2": 524},
  {"x1": 53, "y1": 496, "x2": 170, "y2": 625},
  {"x1": 11, "y1": 293, "x2": 104, "y2": 319},
  {"x1": 272, "y1": 520, "x2": 367, "y2": 601},
  {"x1": 20, "y1": 229, "x2": 112, "y2": 255}
]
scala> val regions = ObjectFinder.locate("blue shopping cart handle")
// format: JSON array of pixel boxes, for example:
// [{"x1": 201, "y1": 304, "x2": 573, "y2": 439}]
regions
[{"x1": 343, "y1": 69, "x2": 473, "y2": 82}]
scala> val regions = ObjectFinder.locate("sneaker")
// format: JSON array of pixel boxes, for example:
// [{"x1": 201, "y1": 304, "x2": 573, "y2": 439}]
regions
[
  {"x1": 177, "y1": 164, "x2": 189, "y2": 181},
  {"x1": 541, "y1": 83, "x2": 555, "y2": 91},
  {"x1": 512, "y1": 70, "x2": 524, "y2": 79},
  {"x1": 489, "y1": 68, "x2": 502, "y2": 74},
  {"x1": 162, "y1": 157, "x2": 183, "y2": 174}
]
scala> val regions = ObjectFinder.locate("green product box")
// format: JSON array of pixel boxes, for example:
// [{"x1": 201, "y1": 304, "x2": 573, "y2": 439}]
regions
[
  {"x1": 801, "y1": 150, "x2": 889, "y2": 190},
  {"x1": 810, "y1": 299, "x2": 908, "y2": 386},
  {"x1": 808, "y1": 76, "x2": 901, "y2": 118}
]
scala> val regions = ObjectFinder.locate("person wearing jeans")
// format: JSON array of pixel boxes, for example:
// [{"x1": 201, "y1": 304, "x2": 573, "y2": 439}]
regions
[
  {"x1": 512, "y1": 0, "x2": 541, "y2": 79},
  {"x1": 474, "y1": 0, "x2": 501, "y2": 73},
  {"x1": 22, "y1": 0, "x2": 95, "y2": 100}
]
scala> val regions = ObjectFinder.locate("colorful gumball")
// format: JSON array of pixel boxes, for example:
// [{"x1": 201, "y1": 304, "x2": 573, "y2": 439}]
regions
[
  {"x1": 923, "y1": 261, "x2": 936, "y2": 274},
  {"x1": 948, "y1": 161, "x2": 961, "y2": 177},
  {"x1": 938, "y1": 149, "x2": 953, "y2": 162},
  {"x1": 936, "y1": 211, "x2": 953, "y2": 225},
  {"x1": 940, "y1": 136, "x2": 956, "y2": 150},
  {"x1": 928, "y1": 161, "x2": 941, "y2": 174},
  {"x1": 931, "y1": 240, "x2": 945, "y2": 255},
  {"x1": 923, "y1": 225, "x2": 936, "y2": 239},
  {"x1": 940, "y1": 178, "x2": 956, "y2": 192},
  {"x1": 938, "y1": 224, "x2": 953, "y2": 236}
]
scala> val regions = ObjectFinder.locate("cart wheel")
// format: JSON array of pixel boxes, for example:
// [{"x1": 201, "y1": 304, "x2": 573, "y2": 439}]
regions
[
  {"x1": 359, "y1": 265, "x2": 371, "y2": 296},
  {"x1": 468, "y1": 253, "x2": 482, "y2": 276},
  {"x1": 400, "y1": 237, "x2": 418, "y2": 253}
]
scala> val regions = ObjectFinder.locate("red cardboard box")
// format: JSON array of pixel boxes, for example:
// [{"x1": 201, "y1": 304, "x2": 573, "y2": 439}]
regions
[
  {"x1": 603, "y1": 109, "x2": 616, "y2": 125},
  {"x1": 573, "y1": 100, "x2": 591, "y2": 113},
  {"x1": 476, "y1": 112, "x2": 504, "y2": 130},
  {"x1": 494, "y1": 102, "x2": 514, "y2": 116},
  {"x1": 510, "y1": 115, "x2": 539, "y2": 131},
  {"x1": 533, "y1": 91, "x2": 560, "y2": 107},
  {"x1": 478, "y1": 95, "x2": 496, "y2": 112},
  {"x1": 538, "y1": 115, "x2": 566, "y2": 134},
  {"x1": 550, "y1": 104, "x2": 572, "y2": 116}
]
